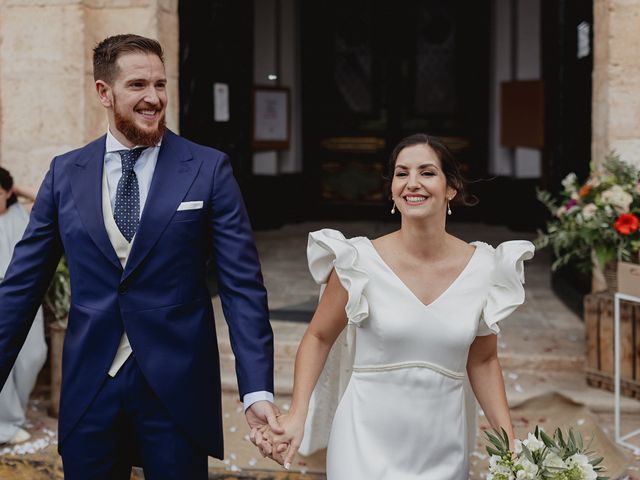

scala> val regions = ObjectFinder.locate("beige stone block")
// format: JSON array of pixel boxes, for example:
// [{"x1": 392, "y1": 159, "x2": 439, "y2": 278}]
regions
[
  {"x1": 165, "y1": 77, "x2": 179, "y2": 132},
  {"x1": 0, "y1": 144, "x2": 76, "y2": 191},
  {"x1": 611, "y1": 139, "x2": 640, "y2": 167},
  {"x1": 0, "y1": 5, "x2": 85, "y2": 75},
  {"x1": 1, "y1": 75, "x2": 86, "y2": 149},
  {"x1": 82, "y1": 0, "x2": 150, "y2": 8},
  {"x1": 608, "y1": 9, "x2": 640, "y2": 68},
  {"x1": 158, "y1": 7, "x2": 178, "y2": 77},
  {"x1": 83, "y1": 74, "x2": 108, "y2": 142},
  {"x1": 83, "y1": 6, "x2": 159, "y2": 67},
  {"x1": 4, "y1": 0, "x2": 81, "y2": 5},
  {"x1": 158, "y1": 0, "x2": 176, "y2": 13},
  {"x1": 608, "y1": 90, "x2": 640, "y2": 137}
]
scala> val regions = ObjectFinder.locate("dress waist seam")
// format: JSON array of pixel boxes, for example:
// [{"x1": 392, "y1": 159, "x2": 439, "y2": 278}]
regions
[{"x1": 351, "y1": 361, "x2": 465, "y2": 379}]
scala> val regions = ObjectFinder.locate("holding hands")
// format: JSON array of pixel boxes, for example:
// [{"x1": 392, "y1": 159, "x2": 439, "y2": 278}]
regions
[{"x1": 250, "y1": 412, "x2": 306, "y2": 470}]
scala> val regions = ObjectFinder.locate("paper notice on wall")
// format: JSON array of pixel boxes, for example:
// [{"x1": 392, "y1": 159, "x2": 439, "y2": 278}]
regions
[
  {"x1": 213, "y1": 83, "x2": 230, "y2": 122},
  {"x1": 577, "y1": 22, "x2": 590, "y2": 59}
]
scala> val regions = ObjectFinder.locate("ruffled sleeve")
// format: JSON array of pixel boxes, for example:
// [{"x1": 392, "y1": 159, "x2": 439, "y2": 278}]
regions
[
  {"x1": 307, "y1": 229, "x2": 369, "y2": 325},
  {"x1": 477, "y1": 240, "x2": 535, "y2": 335}
]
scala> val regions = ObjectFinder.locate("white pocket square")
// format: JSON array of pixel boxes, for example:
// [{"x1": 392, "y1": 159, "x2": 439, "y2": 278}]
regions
[{"x1": 177, "y1": 201, "x2": 204, "y2": 211}]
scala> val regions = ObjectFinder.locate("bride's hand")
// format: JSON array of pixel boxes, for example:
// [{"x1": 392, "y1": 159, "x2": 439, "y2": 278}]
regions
[{"x1": 263, "y1": 412, "x2": 305, "y2": 470}]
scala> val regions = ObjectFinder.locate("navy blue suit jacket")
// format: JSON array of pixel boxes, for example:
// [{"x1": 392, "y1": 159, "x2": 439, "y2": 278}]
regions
[{"x1": 0, "y1": 130, "x2": 273, "y2": 458}]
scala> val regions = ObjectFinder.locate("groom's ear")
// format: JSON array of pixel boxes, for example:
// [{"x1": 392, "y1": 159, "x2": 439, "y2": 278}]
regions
[{"x1": 95, "y1": 80, "x2": 113, "y2": 108}]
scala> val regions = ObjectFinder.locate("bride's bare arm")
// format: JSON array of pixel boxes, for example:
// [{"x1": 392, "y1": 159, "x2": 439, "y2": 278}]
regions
[
  {"x1": 268, "y1": 269, "x2": 349, "y2": 468},
  {"x1": 466, "y1": 334, "x2": 515, "y2": 449}
]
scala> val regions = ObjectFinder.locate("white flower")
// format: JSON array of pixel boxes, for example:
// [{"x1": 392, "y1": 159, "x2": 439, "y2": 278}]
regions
[
  {"x1": 601, "y1": 185, "x2": 633, "y2": 213},
  {"x1": 514, "y1": 439, "x2": 523, "y2": 455},
  {"x1": 522, "y1": 433, "x2": 545, "y2": 453},
  {"x1": 542, "y1": 452, "x2": 565, "y2": 469},
  {"x1": 515, "y1": 456, "x2": 539, "y2": 479},
  {"x1": 587, "y1": 176, "x2": 602, "y2": 188},
  {"x1": 604, "y1": 205, "x2": 614, "y2": 216},
  {"x1": 562, "y1": 173, "x2": 578, "y2": 192},
  {"x1": 582, "y1": 203, "x2": 597, "y2": 220},
  {"x1": 556, "y1": 206, "x2": 567, "y2": 218},
  {"x1": 571, "y1": 191, "x2": 580, "y2": 201},
  {"x1": 566, "y1": 453, "x2": 597, "y2": 480},
  {"x1": 489, "y1": 455, "x2": 514, "y2": 478}
]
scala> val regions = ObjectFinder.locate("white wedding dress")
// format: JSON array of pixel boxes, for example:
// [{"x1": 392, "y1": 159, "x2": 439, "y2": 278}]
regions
[{"x1": 301, "y1": 229, "x2": 534, "y2": 480}]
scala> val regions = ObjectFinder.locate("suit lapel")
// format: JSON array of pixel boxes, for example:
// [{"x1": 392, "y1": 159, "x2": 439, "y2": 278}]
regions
[
  {"x1": 69, "y1": 135, "x2": 122, "y2": 271},
  {"x1": 123, "y1": 130, "x2": 201, "y2": 281}
]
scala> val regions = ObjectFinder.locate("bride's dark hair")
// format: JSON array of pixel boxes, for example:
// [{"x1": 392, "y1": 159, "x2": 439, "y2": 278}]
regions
[
  {"x1": 0, "y1": 167, "x2": 17, "y2": 208},
  {"x1": 384, "y1": 133, "x2": 477, "y2": 207}
]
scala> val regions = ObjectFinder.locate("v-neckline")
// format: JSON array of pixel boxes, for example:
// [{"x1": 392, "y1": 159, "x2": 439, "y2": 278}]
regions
[{"x1": 365, "y1": 238, "x2": 478, "y2": 309}]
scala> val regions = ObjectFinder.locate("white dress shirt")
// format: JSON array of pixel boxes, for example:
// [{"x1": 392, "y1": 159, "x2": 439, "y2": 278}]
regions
[{"x1": 103, "y1": 129, "x2": 272, "y2": 410}]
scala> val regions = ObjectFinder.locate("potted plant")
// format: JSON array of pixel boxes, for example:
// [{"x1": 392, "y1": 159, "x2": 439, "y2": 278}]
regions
[
  {"x1": 536, "y1": 155, "x2": 640, "y2": 293},
  {"x1": 44, "y1": 257, "x2": 70, "y2": 417}
]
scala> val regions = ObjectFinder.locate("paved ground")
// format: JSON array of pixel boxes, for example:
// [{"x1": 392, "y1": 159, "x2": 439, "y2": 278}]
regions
[{"x1": 3, "y1": 220, "x2": 640, "y2": 479}]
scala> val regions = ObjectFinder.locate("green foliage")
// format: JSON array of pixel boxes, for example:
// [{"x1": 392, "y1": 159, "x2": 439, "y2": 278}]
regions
[{"x1": 44, "y1": 257, "x2": 70, "y2": 327}]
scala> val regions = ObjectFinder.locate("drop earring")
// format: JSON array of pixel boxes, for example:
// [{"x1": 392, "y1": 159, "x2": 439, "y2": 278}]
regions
[
  {"x1": 447, "y1": 197, "x2": 452, "y2": 216},
  {"x1": 391, "y1": 201, "x2": 396, "y2": 214}
]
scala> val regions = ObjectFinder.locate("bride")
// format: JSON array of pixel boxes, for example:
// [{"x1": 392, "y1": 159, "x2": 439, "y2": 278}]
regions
[{"x1": 253, "y1": 134, "x2": 534, "y2": 479}]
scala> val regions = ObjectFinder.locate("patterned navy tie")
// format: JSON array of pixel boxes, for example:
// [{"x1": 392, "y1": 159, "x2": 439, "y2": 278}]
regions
[{"x1": 114, "y1": 147, "x2": 146, "y2": 242}]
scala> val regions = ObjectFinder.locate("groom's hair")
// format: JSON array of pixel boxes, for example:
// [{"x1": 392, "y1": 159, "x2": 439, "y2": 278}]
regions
[{"x1": 93, "y1": 34, "x2": 164, "y2": 84}]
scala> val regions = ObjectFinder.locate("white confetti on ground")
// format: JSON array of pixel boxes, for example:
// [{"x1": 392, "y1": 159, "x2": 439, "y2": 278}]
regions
[
  {"x1": 235, "y1": 406, "x2": 243, "y2": 413},
  {"x1": 248, "y1": 457, "x2": 257, "y2": 466},
  {"x1": 243, "y1": 434, "x2": 250, "y2": 442},
  {"x1": 514, "y1": 384, "x2": 524, "y2": 393},
  {"x1": 229, "y1": 426, "x2": 237, "y2": 433},
  {"x1": 281, "y1": 403, "x2": 290, "y2": 412},
  {"x1": 576, "y1": 418, "x2": 585, "y2": 426},
  {"x1": 1, "y1": 436, "x2": 53, "y2": 456},
  {"x1": 507, "y1": 372, "x2": 519, "y2": 380}
]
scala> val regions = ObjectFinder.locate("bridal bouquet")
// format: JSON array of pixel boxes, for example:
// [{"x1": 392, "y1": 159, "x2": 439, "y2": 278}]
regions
[{"x1": 485, "y1": 427, "x2": 608, "y2": 480}]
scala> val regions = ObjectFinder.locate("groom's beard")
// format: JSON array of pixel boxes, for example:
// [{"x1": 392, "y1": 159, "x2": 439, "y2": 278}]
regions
[{"x1": 113, "y1": 97, "x2": 166, "y2": 147}]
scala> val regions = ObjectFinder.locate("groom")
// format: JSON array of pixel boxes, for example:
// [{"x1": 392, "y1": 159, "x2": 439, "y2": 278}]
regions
[{"x1": 0, "y1": 34, "x2": 281, "y2": 478}]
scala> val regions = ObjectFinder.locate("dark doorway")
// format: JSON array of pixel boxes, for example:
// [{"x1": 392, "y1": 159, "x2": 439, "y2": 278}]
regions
[
  {"x1": 179, "y1": 0, "x2": 255, "y2": 293},
  {"x1": 300, "y1": 0, "x2": 492, "y2": 220},
  {"x1": 179, "y1": 0, "x2": 254, "y2": 189},
  {"x1": 542, "y1": 0, "x2": 593, "y2": 315}
]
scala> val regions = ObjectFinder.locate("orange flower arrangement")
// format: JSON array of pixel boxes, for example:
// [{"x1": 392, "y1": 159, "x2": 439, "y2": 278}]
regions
[{"x1": 614, "y1": 213, "x2": 640, "y2": 235}]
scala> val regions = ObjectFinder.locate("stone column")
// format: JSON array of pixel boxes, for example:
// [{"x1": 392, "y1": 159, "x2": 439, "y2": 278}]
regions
[
  {"x1": 592, "y1": 0, "x2": 640, "y2": 167},
  {"x1": 0, "y1": 0, "x2": 179, "y2": 188}
]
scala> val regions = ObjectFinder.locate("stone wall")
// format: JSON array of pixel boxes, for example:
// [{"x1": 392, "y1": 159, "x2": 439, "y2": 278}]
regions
[
  {"x1": 0, "y1": 0, "x2": 179, "y2": 189},
  {"x1": 592, "y1": 0, "x2": 640, "y2": 167}
]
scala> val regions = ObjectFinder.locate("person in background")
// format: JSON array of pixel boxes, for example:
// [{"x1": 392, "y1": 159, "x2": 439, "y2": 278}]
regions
[{"x1": 0, "y1": 167, "x2": 47, "y2": 445}]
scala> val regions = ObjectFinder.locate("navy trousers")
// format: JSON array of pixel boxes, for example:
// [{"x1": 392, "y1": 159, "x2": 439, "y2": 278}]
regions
[{"x1": 60, "y1": 356, "x2": 208, "y2": 480}]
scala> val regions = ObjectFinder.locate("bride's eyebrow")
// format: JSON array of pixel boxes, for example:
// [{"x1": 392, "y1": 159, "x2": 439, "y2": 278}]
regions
[{"x1": 394, "y1": 163, "x2": 439, "y2": 170}]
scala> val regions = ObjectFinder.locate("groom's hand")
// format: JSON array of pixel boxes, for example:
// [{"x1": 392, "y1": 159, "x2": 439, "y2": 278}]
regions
[{"x1": 246, "y1": 400, "x2": 284, "y2": 458}]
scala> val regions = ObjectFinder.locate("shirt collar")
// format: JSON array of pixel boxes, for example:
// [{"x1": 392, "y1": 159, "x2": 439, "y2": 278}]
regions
[{"x1": 105, "y1": 128, "x2": 162, "y2": 154}]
